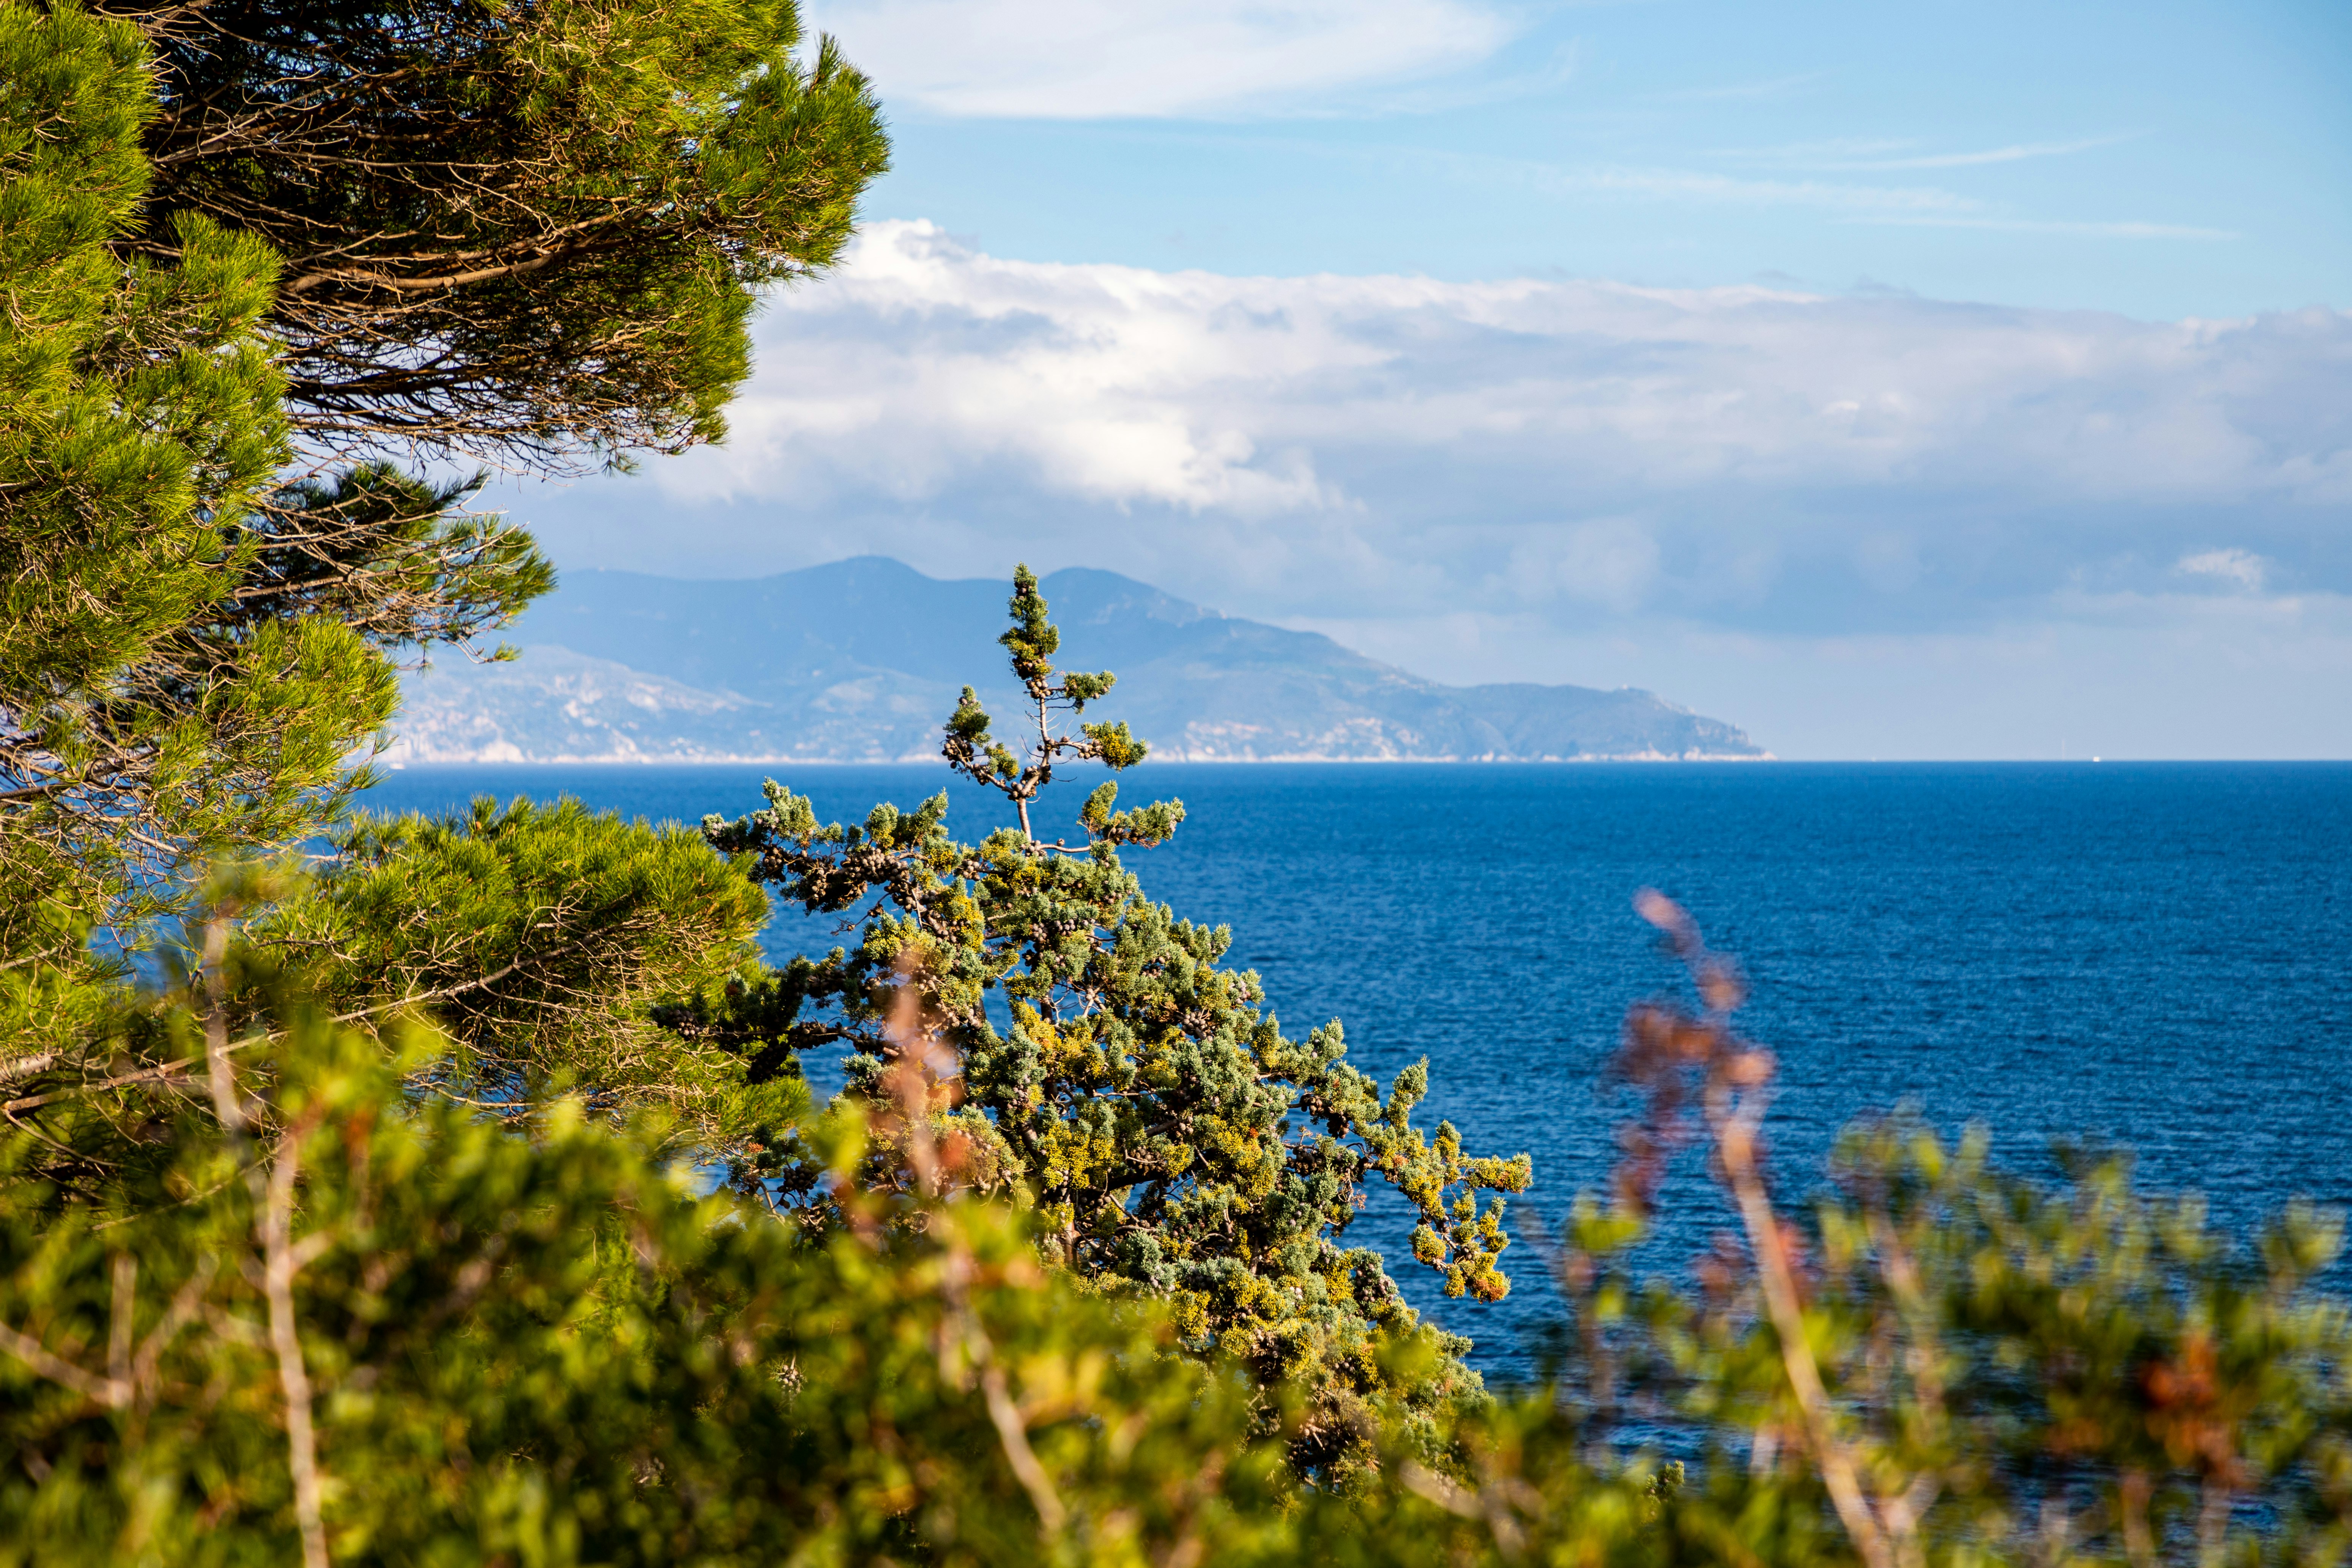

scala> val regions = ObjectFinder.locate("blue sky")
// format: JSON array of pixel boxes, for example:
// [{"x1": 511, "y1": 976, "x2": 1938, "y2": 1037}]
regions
[
  {"x1": 835, "y1": 0, "x2": 2350, "y2": 321},
  {"x1": 502, "y1": 0, "x2": 2352, "y2": 758}
]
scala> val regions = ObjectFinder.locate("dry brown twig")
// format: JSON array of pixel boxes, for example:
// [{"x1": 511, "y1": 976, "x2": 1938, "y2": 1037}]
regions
[
  {"x1": 1622, "y1": 889, "x2": 1931, "y2": 1568},
  {"x1": 878, "y1": 955, "x2": 1068, "y2": 1535},
  {"x1": 200, "y1": 913, "x2": 331, "y2": 1568}
]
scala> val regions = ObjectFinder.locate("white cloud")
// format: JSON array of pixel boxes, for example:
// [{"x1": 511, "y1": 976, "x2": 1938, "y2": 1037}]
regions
[
  {"x1": 1499, "y1": 518, "x2": 1663, "y2": 611},
  {"x1": 689, "y1": 219, "x2": 2348, "y2": 510},
  {"x1": 505, "y1": 223, "x2": 2352, "y2": 755},
  {"x1": 804, "y1": 0, "x2": 1517, "y2": 118},
  {"x1": 2175, "y1": 548, "x2": 2270, "y2": 592},
  {"x1": 538, "y1": 220, "x2": 2352, "y2": 657}
]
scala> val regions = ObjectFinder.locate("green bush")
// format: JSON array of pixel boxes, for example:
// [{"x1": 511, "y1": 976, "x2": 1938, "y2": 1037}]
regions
[{"x1": 0, "y1": 965, "x2": 1298, "y2": 1568}]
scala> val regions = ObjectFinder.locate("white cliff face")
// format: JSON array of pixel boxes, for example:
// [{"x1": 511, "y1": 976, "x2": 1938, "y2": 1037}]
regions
[
  {"x1": 385, "y1": 648, "x2": 795, "y2": 764},
  {"x1": 387, "y1": 560, "x2": 1768, "y2": 764}
]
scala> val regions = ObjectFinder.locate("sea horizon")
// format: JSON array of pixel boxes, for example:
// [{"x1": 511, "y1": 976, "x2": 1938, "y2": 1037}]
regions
[{"x1": 366, "y1": 759, "x2": 2352, "y2": 1379}]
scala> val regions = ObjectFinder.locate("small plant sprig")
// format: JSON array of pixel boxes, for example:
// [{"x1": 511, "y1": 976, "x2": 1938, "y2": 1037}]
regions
[{"x1": 941, "y1": 565, "x2": 1180, "y2": 849}]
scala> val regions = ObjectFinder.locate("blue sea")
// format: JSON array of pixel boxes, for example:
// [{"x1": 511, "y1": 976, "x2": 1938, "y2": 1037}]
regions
[{"x1": 364, "y1": 762, "x2": 2352, "y2": 1380}]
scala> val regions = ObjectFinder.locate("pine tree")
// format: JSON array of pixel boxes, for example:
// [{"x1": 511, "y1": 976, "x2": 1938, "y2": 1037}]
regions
[
  {"x1": 705, "y1": 567, "x2": 1534, "y2": 1478},
  {"x1": 0, "y1": 2, "x2": 384, "y2": 1063},
  {"x1": 101, "y1": 0, "x2": 890, "y2": 473},
  {"x1": 2, "y1": 0, "x2": 888, "y2": 1129},
  {"x1": 266, "y1": 794, "x2": 800, "y2": 1152},
  {"x1": 4, "y1": 0, "x2": 894, "y2": 942}
]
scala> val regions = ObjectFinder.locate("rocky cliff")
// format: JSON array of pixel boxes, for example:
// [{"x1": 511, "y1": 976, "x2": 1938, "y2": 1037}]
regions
[{"x1": 389, "y1": 558, "x2": 1767, "y2": 763}]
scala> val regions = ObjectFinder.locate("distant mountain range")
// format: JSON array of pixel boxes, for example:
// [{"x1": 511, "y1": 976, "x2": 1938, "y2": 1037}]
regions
[{"x1": 387, "y1": 558, "x2": 1768, "y2": 763}]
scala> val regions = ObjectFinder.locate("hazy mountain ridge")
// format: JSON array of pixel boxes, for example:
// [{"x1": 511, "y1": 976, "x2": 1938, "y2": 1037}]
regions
[{"x1": 388, "y1": 559, "x2": 1767, "y2": 763}]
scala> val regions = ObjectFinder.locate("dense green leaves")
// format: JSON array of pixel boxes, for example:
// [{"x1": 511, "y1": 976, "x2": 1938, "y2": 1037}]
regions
[
  {"x1": 272, "y1": 795, "x2": 791, "y2": 1147},
  {"x1": 2, "y1": 0, "x2": 893, "y2": 1073},
  {"x1": 706, "y1": 568, "x2": 1533, "y2": 1480},
  {"x1": 0, "y1": 991, "x2": 1300, "y2": 1568},
  {"x1": 107, "y1": 0, "x2": 891, "y2": 471},
  {"x1": 21, "y1": 877, "x2": 2352, "y2": 1568},
  {"x1": 0, "y1": 2, "x2": 384, "y2": 1064}
]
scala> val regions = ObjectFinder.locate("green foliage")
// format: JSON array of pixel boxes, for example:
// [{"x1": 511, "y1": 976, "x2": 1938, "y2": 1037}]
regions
[
  {"x1": 109, "y1": 0, "x2": 892, "y2": 471},
  {"x1": 22, "y1": 888, "x2": 2352, "y2": 1568},
  {"x1": 0, "y1": 2, "x2": 372, "y2": 1064},
  {"x1": 0, "y1": 0, "x2": 873, "y2": 1301},
  {"x1": 0, "y1": 6, "x2": 557, "y2": 1096},
  {"x1": 938, "y1": 565, "x2": 1151, "y2": 836},
  {"x1": 707, "y1": 568, "x2": 1533, "y2": 1480},
  {"x1": 3, "y1": 0, "x2": 893, "y2": 1080},
  {"x1": 265, "y1": 795, "x2": 792, "y2": 1149},
  {"x1": 230, "y1": 465, "x2": 553, "y2": 660},
  {"x1": 0, "y1": 971, "x2": 1304, "y2": 1568}
]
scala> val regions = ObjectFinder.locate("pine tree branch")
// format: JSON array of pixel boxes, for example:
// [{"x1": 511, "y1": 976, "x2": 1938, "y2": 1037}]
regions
[
  {"x1": 0, "y1": 1319, "x2": 129, "y2": 1408},
  {"x1": 259, "y1": 1114, "x2": 330, "y2": 1568}
]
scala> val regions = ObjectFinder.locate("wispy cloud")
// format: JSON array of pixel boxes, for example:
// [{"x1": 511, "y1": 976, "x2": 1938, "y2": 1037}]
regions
[
  {"x1": 803, "y1": 0, "x2": 1519, "y2": 118},
  {"x1": 1703, "y1": 136, "x2": 1910, "y2": 159},
  {"x1": 1559, "y1": 164, "x2": 1974, "y2": 212},
  {"x1": 1688, "y1": 136, "x2": 2216, "y2": 242},
  {"x1": 1845, "y1": 216, "x2": 2237, "y2": 240},
  {"x1": 1653, "y1": 71, "x2": 1825, "y2": 103},
  {"x1": 1815, "y1": 134, "x2": 2137, "y2": 170},
  {"x1": 2176, "y1": 548, "x2": 2271, "y2": 591},
  {"x1": 1204, "y1": 142, "x2": 1984, "y2": 216},
  {"x1": 1296, "y1": 41, "x2": 1582, "y2": 120},
  {"x1": 1711, "y1": 134, "x2": 2138, "y2": 170}
]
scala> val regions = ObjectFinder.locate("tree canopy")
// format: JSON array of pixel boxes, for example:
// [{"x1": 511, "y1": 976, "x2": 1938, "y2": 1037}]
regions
[
  {"x1": 104, "y1": 0, "x2": 889, "y2": 472},
  {"x1": 706, "y1": 567, "x2": 1533, "y2": 1476},
  {"x1": 3, "y1": 0, "x2": 883, "y2": 1086},
  {"x1": 1, "y1": 1, "x2": 392, "y2": 1061},
  {"x1": 0, "y1": 980, "x2": 1297, "y2": 1568}
]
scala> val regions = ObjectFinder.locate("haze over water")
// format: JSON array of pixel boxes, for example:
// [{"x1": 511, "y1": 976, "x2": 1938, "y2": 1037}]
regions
[{"x1": 368, "y1": 760, "x2": 2352, "y2": 1379}]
